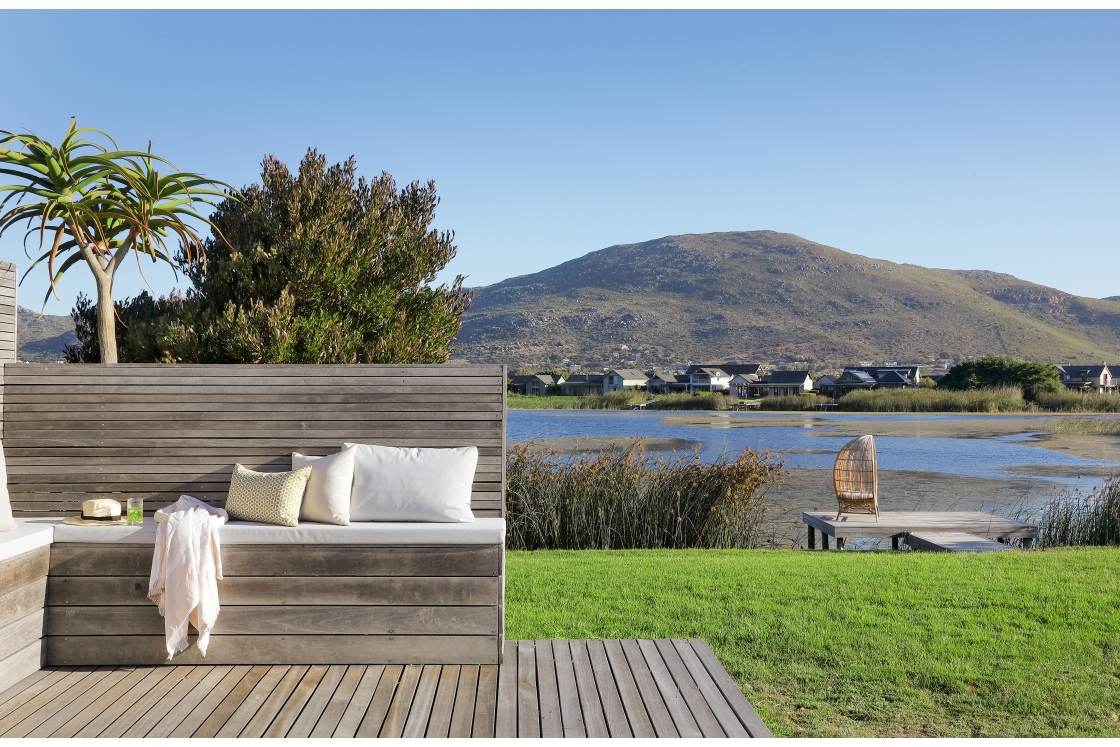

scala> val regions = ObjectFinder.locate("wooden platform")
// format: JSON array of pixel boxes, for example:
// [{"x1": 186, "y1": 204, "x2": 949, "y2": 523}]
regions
[
  {"x1": 905, "y1": 531, "x2": 1017, "y2": 553},
  {"x1": 0, "y1": 639, "x2": 771, "y2": 738},
  {"x1": 802, "y1": 510, "x2": 1037, "y2": 550}
]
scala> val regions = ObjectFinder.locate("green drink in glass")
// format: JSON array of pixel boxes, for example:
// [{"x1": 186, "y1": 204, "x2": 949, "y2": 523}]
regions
[{"x1": 127, "y1": 498, "x2": 143, "y2": 526}]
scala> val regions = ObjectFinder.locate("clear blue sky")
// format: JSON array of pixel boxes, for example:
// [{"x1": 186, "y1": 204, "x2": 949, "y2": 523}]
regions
[{"x1": 1, "y1": 10, "x2": 1117, "y2": 316}]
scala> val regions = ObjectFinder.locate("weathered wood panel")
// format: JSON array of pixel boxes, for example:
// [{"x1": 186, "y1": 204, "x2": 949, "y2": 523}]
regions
[{"x1": 2, "y1": 363, "x2": 506, "y2": 518}]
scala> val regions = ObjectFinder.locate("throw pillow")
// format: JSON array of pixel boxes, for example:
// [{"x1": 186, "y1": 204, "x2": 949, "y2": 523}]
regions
[
  {"x1": 292, "y1": 447, "x2": 356, "y2": 526},
  {"x1": 345, "y1": 443, "x2": 477, "y2": 523},
  {"x1": 224, "y1": 464, "x2": 311, "y2": 527}
]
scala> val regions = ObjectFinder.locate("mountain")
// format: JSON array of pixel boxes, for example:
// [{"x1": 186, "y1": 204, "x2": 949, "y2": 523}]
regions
[
  {"x1": 16, "y1": 307, "x2": 77, "y2": 363},
  {"x1": 452, "y1": 231, "x2": 1120, "y2": 371}
]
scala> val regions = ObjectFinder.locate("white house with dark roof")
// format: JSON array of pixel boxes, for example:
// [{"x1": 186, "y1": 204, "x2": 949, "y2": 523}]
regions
[
  {"x1": 689, "y1": 367, "x2": 731, "y2": 394},
  {"x1": 525, "y1": 374, "x2": 564, "y2": 396},
  {"x1": 1057, "y1": 364, "x2": 1116, "y2": 394},
  {"x1": 647, "y1": 373, "x2": 689, "y2": 395},
  {"x1": 754, "y1": 371, "x2": 814, "y2": 397},
  {"x1": 603, "y1": 369, "x2": 649, "y2": 393}
]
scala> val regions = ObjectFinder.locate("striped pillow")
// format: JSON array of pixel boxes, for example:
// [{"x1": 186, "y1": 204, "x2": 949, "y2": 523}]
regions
[{"x1": 225, "y1": 464, "x2": 311, "y2": 527}]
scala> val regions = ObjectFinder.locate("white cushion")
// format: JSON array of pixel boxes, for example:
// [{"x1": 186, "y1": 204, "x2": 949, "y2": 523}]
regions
[
  {"x1": 345, "y1": 443, "x2": 477, "y2": 523},
  {"x1": 50, "y1": 517, "x2": 506, "y2": 545},
  {"x1": 0, "y1": 441, "x2": 14, "y2": 533},
  {"x1": 293, "y1": 448, "x2": 356, "y2": 526}
]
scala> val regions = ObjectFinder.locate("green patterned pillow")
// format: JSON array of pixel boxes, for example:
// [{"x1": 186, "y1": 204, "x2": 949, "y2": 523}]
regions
[{"x1": 225, "y1": 464, "x2": 312, "y2": 527}]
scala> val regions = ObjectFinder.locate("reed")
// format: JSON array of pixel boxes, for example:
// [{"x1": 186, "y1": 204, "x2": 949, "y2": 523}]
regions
[
  {"x1": 759, "y1": 394, "x2": 832, "y2": 411},
  {"x1": 505, "y1": 441, "x2": 784, "y2": 550},
  {"x1": 507, "y1": 390, "x2": 732, "y2": 410},
  {"x1": 1033, "y1": 390, "x2": 1120, "y2": 413},
  {"x1": 1050, "y1": 417, "x2": 1120, "y2": 435},
  {"x1": 833, "y1": 386, "x2": 1028, "y2": 412},
  {"x1": 1036, "y1": 477, "x2": 1120, "y2": 548}
]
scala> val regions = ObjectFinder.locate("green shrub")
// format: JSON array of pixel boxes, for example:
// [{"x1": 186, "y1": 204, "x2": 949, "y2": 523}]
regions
[
  {"x1": 505, "y1": 441, "x2": 784, "y2": 550},
  {"x1": 1037, "y1": 477, "x2": 1120, "y2": 548},
  {"x1": 939, "y1": 356, "x2": 1061, "y2": 399},
  {"x1": 835, "y1": 386, "x2": 1027, "y2": 412}
]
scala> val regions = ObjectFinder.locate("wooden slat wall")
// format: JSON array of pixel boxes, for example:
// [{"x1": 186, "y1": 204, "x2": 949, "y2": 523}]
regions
[
  {"x1": 0, "y1": 363, "x2": 507, "y2": 518},
  {"x1": 0, "y1": 262, "x2": 15, "y2": 364},
  {"x1": 0, "y1": 547, "x2": 48, "y2": 692}
]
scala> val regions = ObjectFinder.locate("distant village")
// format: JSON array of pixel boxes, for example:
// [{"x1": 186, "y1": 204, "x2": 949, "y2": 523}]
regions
[{"x1": 509, "y1": 360, "x2": 1119, "y2": 398}]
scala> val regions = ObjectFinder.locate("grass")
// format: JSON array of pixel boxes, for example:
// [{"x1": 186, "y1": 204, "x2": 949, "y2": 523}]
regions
[
  {"x1": 507, "y1": 390, "x2": 733, "y2": 410},
  {"x1": 834, "y1": 385, "x2": 1029, "y2": 412},
  {"x1": 1051, "y1": 416, "x2": 1120, "y2": 435},
  {"x1": 1037, "y1": 477, "x2": 1120, "y2": 548},
  {"x1": 1034, "y1": 390, "x2": 1120, "y2": 413},
  {"x1": 506, "y1": 548, "x2": 1120, "y2": 737}
]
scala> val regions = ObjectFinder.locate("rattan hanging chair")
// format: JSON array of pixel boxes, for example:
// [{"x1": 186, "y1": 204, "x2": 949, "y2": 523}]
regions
[{"x1": 833, "y1": 434, "x2": 879, "y2": 520}]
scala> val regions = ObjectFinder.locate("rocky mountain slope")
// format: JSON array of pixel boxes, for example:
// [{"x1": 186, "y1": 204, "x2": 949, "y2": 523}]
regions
[{"x1": 452, "y1": 231, "x2": 1120, "y2": 370}]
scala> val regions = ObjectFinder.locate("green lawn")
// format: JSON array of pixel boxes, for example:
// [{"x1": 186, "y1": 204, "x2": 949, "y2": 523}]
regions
[{"x1": 506, "y1": 548, "x2": 1120, "y2": 737}]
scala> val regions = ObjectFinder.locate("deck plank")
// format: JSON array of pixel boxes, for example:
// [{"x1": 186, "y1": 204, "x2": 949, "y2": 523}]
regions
[
  {"x1": 91, "y1": 665, "x2": 193, "y2": 738},
  {"x1": 51, "y1": 667, "x2": 156, "y2": 738},
  {"x1": 25, "y1": 668, "x2": 129, "y2": 738},
  {"x1": 379, "y1": 664, "x2": 423, "y2": 737},
  {"x1": 333, "y1": 665, "x2": 383, "y2": 738},
  {"x1": 356, "y1": 664, "x2": 404, "y2": 737},
  {"x1": 286, "y1": 664, "x2": 347, "y2": 738},
  {"x1": 263, "y1": 664, "x2": 328, "y2": 737},
  {"x1": 602, "y1": 639, "x2": 655, "y2": 737},
  {"x1": 655, "y1": 638, "x2": 724, "y2": 737},
  {"x1": 588, "y1": 639, "x2": 635, "y2": 738},
  {"x1": 621, "y1": 639, "x2": 679, "y2": 737},
  {"x1": 494, "y1": 640, "x2": 517, "y2": 737},
  {"x1": 122, "y1": 666, "x2": 226, "y2": 737},
  {"x1": 0, "y1": 669, "x2": 52, "y2": 711},
  {"x1": 310, "y1": 665, "x2": 365, "y2": 738},
  {"x1": 425, "y1": 664, "x2": 460, "y2": 737},
  {"x1": 639, "y1": 639, "x2": 703, "y2": 737},
  {"x1": 192, "y1": 664, "x2": 271, "y2": 738},
  {"x1": 402, "y1": 665, "x2": 442, "y2": 737},
  {"x1": 142, "y1": 665, "x2": 234, "y2": 738},
  {"x1": 671, "y1": 639, "x2": 749, "y2": 738},
  {"x1": 535, "y1": 639, "x2": 563, "y2": 737},
  {"x1": 167, "y1": 665, "x2": 252, "y2": 738},
  {"x1": 552, "y1": 640, "x2": 587, "y2": 738},
  {"x1": 475, "y1": 662, "x2": 500, "y2": 738},
  {"x1": 74, "y1": 667, "x2": 175, "y2": 737},
  {"x1": 216, "y1": 665, "x2": 291, "y2": 737},
  {"x1": 448, "y1": 664, "x2": 479, "y2": 738},
  {"x1": 906, "y1": 530, "x2": 1017, "y2": 552},
  {"x1": 4, "y1": 668, "x2": 115, "y2": 738},
  {"x1": 516, "y1": 640, "x2": 541, "y2": 737},
  {"x1": 570, "y1": 640, "x2": 610, "y2": 738},
  {"x1": 239, "y1": 665, "x2": 308, "y2": 738},
  {"x1": 689, "y1": 638, "x2": 773, "y2": 738},
  {"x1": 0, "y1": 669, "x2": 95, "y2": 729}
]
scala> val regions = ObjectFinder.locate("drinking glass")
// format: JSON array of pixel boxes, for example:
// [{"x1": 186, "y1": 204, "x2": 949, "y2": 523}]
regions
[{"x1": 127, "y1": 498, "x2": 144, "y2": 526}]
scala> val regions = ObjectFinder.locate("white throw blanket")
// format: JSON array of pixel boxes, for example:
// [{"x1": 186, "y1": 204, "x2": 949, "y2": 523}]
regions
[{"x1": 148, "y1": 495, "x2": 228, "y2": 659}]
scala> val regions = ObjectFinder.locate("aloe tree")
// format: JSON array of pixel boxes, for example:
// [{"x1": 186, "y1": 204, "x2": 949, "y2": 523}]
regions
[{"x1": 0, "y1": 120, "x2": 231, "y2": 362}]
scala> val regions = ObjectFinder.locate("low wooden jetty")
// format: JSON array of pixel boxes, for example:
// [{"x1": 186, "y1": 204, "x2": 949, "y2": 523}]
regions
[
  {"x1": 904, "y1": 531, "x2": 1017, "y2": 553},
  {"x1": 802, "y1": 511, "x2": 1037, "y2": 550},
  {"x1": 0, "y1": 639, "x2": 770, "y2": 738}
]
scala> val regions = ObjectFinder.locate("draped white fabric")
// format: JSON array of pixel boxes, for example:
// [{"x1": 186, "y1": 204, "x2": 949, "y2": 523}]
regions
[{"x1": 148, "y1": 496, "x2": 227, "y2": 659}]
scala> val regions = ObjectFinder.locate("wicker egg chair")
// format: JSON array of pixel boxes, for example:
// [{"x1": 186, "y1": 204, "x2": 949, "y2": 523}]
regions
[{"x1": 833, "y1": 434, "x2": 879, "y2": 520}]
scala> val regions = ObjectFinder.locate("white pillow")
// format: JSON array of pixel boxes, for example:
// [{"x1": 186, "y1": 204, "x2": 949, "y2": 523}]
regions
[
  {"x1": 345, "y1": 443, "x2": 477, "y2": 523},
  {"x1": 292, "y1": 447, "x2": 357, "y2": 526}
]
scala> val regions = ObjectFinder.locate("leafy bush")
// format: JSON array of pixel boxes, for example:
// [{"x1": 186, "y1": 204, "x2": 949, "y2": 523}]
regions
[
  {"x1": 835, "y1": 386, "x2": 1027, "y2": 412},
  {"x1": 1037, "y1": 477, "x2": 1120, "y2": 548},
  {"x1": 939, "y1": 356, "x2": 1061, "y2": 400},
  {"x1": 1033, "y1": 390, "x2": 1120, "y2": 413},
  {"x1": 505, "y1": 441, "x2": 784, "y2": 550}
]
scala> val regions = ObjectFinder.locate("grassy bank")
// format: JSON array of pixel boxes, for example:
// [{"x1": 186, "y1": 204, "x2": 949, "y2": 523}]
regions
[
  {"x1": 507, "y1": 390, "x2": 732, "y2": 410},
  {"x1": 506, "y1": 548, "x2": 1120, "y2": 737}
]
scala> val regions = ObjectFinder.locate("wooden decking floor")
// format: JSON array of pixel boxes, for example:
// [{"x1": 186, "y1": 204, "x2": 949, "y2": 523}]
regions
[{"x1": 0, "y1": 639, "x2": 771, "y2": 738}]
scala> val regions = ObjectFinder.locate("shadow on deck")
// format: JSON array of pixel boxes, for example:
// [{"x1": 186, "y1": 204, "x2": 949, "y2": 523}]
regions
[{"x1": 0, "y1": 639, "x2": 771, "y2": 738}]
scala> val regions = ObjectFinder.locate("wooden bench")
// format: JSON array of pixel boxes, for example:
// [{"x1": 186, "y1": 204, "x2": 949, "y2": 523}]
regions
[{"x1": 0, "y1": 363, "x2": 507, "y2": 667}]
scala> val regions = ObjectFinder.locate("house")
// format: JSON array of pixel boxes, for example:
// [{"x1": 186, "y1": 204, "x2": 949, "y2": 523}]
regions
[
  {"x1": 813, "y1": 374, "x2": 838, "y2": 397},
  {"x1": 646, "y1": 373, "x2": 689, "y2": 395},
  {"x1": 729, "y1": 372, "x2": 762, "y2": 398},
  {"x1": 685, "y1": 363, "x2": 763, "y2": 379},
  {"x1": 1057, "y1": 364, "x2": 1116, "y2": 394},
  {"x1": 833, "y1": 369, "x2": 878, "y2": 396},
  {"x1": 525, "y1": 374, "x2": 564, "y2": 396},
  {"x1": 508, "y1": 375, "x2": 533, "y2": 395},
  {"x1": 754, "y1": 370, "x2": 814, "y2": 397},
  {"x1": 847, "y1": 365, "x2": 921, "y2": 386},
  {"x1": 689, "y1": 367, "x2": 731, "y2": 394},
  {"x1": 560, "y1": 374, "x2": 605, "y2": 396},
  {"x1": 603, "y1": 369, "x2": 649, "y2": 393}
]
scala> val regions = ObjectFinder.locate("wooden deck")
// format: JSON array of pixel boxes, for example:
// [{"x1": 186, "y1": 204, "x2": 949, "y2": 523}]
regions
[
  {"x1": 802, "y1": 510, "x2": 1037, "y2": 549},
  {"x1": 905, "y1": 531, "x2": 1017, "y2": 553},
  {"x1": 0, "y1": 639, "x2": 771, "y2": 738}
]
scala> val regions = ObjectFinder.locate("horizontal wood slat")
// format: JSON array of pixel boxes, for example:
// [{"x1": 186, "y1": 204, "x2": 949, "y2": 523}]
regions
[
  {"x1": 45, "y1": 605, "x2": 499, "y2": 637},
  {"x1": 2, "y1": 363, "x2": 506, "y2": 518},
  {"x1": 47, "y1": 576, "x2": 500, "y2": 607},
  {"x1": 44, "y1": 635, "x2": 501, "y2": 666},
  {"x1": 50, "y1": 544, "x2": 503, "y2": 578}
]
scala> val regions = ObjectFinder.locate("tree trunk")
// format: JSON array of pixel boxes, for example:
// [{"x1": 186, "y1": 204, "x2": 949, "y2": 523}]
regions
[{"x1": 95, "y1": 275, "x2": 118, "y2": 364}]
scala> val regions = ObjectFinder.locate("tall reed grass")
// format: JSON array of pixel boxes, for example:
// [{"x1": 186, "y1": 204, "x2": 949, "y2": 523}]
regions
[
  {"x1": 1050, "y1": 417, "x2": 1120, "y2": 435},
  {"x1": 1032, "y1": 390, "x2": 1120, "y2": 413},
  {"x1": 505, "y1": 441, "x2": 784, "y2": 550},
  {"x1": 759, "y1": 394, "x2": 832, "y2": 411},
  {"x1": 833, "y1": 386, "x2": 1028, "y2": 412},
  {"x1": 1036, "y1": 477, "x2": 1120, "y2": 548},
  {"x1": 507, "y1": 390, "x2": 732, "y2": 410}
]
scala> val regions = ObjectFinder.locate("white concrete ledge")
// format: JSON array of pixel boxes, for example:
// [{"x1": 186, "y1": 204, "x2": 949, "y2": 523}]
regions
[
  {"x1": 0, "y1": 519, "x2": 61, "y2": 563},
  {"x1": 50, "y1": 517, "x2": 507, "y2": 545}
]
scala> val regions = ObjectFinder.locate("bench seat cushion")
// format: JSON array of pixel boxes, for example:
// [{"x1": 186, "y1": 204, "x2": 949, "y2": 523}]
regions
[{"x1": 48, "y1": 517, "x2": 506, "y2": 545}]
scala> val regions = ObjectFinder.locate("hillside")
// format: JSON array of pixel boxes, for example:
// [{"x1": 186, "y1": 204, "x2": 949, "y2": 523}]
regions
[
  {"x1": 16, "y1": 307, "x2": 76, "y2": 363},
  {"x1": 452, "y1": 231, "x2": 1120, "y2": 371}
]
